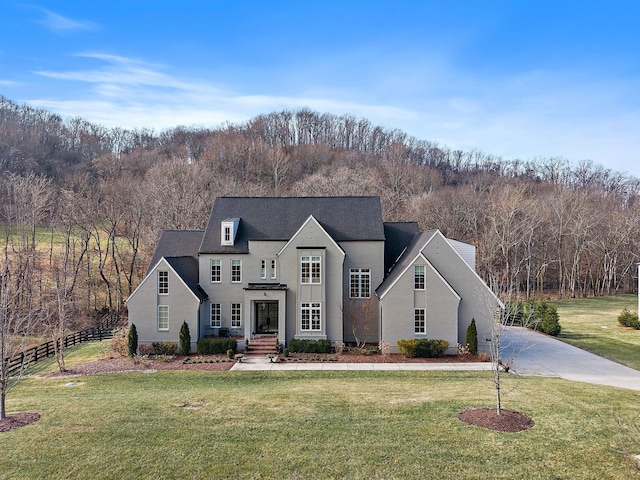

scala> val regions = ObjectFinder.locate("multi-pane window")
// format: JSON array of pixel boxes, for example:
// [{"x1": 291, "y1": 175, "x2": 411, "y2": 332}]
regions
[
  {"x1": 210, "y1": 303, "x2": 221, "y2": 328},
  {"x1": 349, "y1": 268, "x2": 371, "y2": 298},
  {"x1": 270, "y1": 259, "x2": 277, "y2": 279},
  {"x1": 414, "y1": 308, "x2": 426, "y2": 334},
  {"x1": 158, "y1": 305, "x2": 169, "y2": 331},
  {"x1": 414, "y1": 265, "x2": 425, "y2": 290},
  {"x1": 231, "y1": 303, "x2": 242, "y2": 328},
  {"x1": 158, "y1": 271, "x2": 168, "y2": 294},
  {"x1": 260, "y1": 259, "x2": 267, "y2": 280},
  {"x1": 301, "y1": 256, "x2": 321, "y2": 284},
  {"x1": 231, "y1": 259, "x2": 242, "y2": 283},
  {"x1": 301, "y1": 303, "x2": 321, "y2": 331},
  {"x1": 221, "y1": 225, "x2": 232, "y2": 245},
  {"x1": 210, "y1": 259, "x2": 221, "y2": 283}
]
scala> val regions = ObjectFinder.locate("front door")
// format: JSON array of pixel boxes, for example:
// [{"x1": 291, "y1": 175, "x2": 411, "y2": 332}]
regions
[{"x1": 256, "y1": 301, "x2": 278, "y2": 334}]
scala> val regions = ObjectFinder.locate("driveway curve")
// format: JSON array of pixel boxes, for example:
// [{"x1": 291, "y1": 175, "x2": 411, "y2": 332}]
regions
[{"x1": 500, "y1": 326, "x2": 640, "y2": 391}]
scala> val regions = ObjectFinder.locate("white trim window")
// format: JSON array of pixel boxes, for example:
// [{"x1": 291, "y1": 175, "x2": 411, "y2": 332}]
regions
[
  {"x1": 158, "y1": 305, "x2": 169, "y2": 331},
  {"x1": 210, "y1": 259, "x2": 221, "y2": 283},
  {"x1": 260, "y1": 259, "x2": 267, "y2": 280},
  {"x1": 231, "y1": 303, "x2": 242, "y2": 328},
  {"x1": 223, "y1": 225, "x2": 232, "y2": 244},
  {"x1": 349, "y1": 268, "x2": 371, "y2": 298},
  {"x1": 231, "y1": 259, "x2": 242, "y2": 283},
  {"x1": 158, "y1": 271, "x2": 169, "y2": 295},
  {"x1": 210, "y1": 303, "x2": 221, "y2": 328},
  {"x1": 301, "y1": 256, "x2": 321, "y2": 284},
  {"x1": 270, "y1": 259, "x2": 277, "y2": 280},
  {"x1": 414, "y1": 265, "x2": 425, "y2": 290},
  {"x1": 414, "y1": 308, "x2": 426, "y2": 334},
  {"x1": 301, "y1": 302, "x2": 321, "y2": 331}
]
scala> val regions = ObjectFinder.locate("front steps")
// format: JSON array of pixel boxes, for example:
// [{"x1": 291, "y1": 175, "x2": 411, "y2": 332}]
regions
[{"x1": 245, "y1": 335, "x2": 278, "y2": 356}]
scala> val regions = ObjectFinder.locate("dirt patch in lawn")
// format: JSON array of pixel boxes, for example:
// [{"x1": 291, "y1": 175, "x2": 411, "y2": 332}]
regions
[
  {"x1": 459, "y1": 407, "x2": 535, "y2": 432},
  {"x1": 0, "y1": 412, "x2": 41, "y2": 433}
]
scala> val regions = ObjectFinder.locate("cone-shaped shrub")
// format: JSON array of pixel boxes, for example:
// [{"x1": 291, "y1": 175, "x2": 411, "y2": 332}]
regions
[
  {"x1": 127, "y1": 324, "x2": 138, "y2": 357},
  {"x1": 466, "y1": 319, "x2": 478, "y2": 355},
  {"x1": 179, "y1": 321, "x2": 191, "y2": 355}
]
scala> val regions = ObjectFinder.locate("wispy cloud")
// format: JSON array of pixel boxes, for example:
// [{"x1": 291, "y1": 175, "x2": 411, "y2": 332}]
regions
[
  {"x1": 30, "y1": 53, "x2": 416, "y2": 130},
  {"x1": 35, "y1": 8, "x2": 98, "y2": 34}
]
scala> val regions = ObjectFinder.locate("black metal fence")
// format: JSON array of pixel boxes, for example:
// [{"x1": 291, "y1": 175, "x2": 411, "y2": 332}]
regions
[{"x1": 4, "y1": 312, "x2": 126, "y2": 376}]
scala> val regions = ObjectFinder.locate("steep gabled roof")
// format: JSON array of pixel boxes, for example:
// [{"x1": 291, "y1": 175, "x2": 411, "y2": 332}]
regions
[
  {"x1": 383, "y1": 222, "x2": 420, "y2": 276},
  {"x1": 199, "y1": 197, "x2": 385, "y2": 254},
  {"x1": 164, "y1": 256, "x2": 208, "y2": 302},
  {"x1": 127, "y1": 255, "x2": 208, "y2": 304},
  {"x1": 146, "y1": 229, "x2": 204, "y2": 275},
  {"x1": 376, "y1": 230, "x2": 439, "y2": 299}
]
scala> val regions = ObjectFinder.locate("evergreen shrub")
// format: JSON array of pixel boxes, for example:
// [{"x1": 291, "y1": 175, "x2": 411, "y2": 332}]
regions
[
  {"x1": 127, "y1": 324, "x2": 138, "y2": 357},
  {"x1": 179, "y1": 322, "x2": 191, "y2": 355},
  {"x1": 618, "y1": 308, "x2": 640, "y2": 329},
  {"x1": 397, "y1": 338, "x2": 449, "y2": 358},
  {"x1": 466, "y1": 319, "x2": 478, "y2": 355},
  {"x1": 286, "y1": 339, "x2": 332, "y2": 353},
  {"x1": 197, "y1": 337, "x2": 237, "y2": 355}
]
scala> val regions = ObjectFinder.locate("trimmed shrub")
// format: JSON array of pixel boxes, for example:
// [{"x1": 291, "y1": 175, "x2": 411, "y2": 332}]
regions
[
  {"x1": 197, "y1": 337, "x2": 237, "y2": 355},
  {"x1": 398, "y1": 338, "x2": 449, "y2": 358},
  {"x1": 179, "y1": 322, "x2": 191, "y2": 355},
  {"x1": 618, "y1": 308, "x2": 640, "y2": 329},
  {"x1": 397, "y1": 339, "x2": 419, "y2": 358},
  {"x1": 127, "y1": 324, "x2": 138, "y2": 357},
  {"x1": 416, "y1": 339, "x2": 449, "y2": 358},
  {"x1": 286, "y1": 339, "x2": 332, "y2": 354},
  {"x1": 151, "y1": 341, "x2": 176, "y2": 356},
  {"x1": 466, "y1": 319, "x2": 478, "y2": 355}
]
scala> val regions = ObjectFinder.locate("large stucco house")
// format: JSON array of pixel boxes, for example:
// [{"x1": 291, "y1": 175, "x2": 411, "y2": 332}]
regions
[{"x1": 126, "y1": 196, "x2": 500, "y2": 354}]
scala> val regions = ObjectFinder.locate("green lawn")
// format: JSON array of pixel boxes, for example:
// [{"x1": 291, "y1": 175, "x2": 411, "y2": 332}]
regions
[
  {"x1": 555, "y1": 294, "x2": 640, "y2": 370},
  {"x1": 2, "y1": 367, "x2": 640, "y2": 479}
]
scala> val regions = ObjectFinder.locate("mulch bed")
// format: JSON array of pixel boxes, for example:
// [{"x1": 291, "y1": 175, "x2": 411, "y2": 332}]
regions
[
  {"x1": 459, "y1": 407, "x2": 535, "y2": 432},
  {"x1": 0, "y1": 412, "x2": 41, "y2": 433}
]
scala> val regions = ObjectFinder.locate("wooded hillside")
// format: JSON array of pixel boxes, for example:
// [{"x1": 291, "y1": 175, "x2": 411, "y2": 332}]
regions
[{"x1": 1, "y1": 95, "x2": 639, "y2": 316}]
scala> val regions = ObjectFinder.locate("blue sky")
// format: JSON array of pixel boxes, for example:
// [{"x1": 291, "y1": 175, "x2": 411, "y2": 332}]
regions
[{"x1": 2, "y1": 1, "x2": 639, "y2": 178}]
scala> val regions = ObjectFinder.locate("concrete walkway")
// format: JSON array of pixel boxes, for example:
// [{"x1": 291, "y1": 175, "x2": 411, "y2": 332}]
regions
[
  {"x1": 500, "y1": 326, "x2": 640, "y2": 391},
  {"x1": 231, "y1": 357, "x2": 491, "y2": 372},
  {"x1": 231, "y1": 327, "x2": 640, "y2": 392}
]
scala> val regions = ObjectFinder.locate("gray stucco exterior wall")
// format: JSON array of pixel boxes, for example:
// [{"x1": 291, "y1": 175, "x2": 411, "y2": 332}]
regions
[{"x1": 127, "y1": 259, "x2": 200, "y2": 353}]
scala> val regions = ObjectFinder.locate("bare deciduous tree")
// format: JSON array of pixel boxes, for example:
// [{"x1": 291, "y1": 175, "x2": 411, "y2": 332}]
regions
[{"x1": 0, "y1": 248, "x2": 39, "y2": 419}]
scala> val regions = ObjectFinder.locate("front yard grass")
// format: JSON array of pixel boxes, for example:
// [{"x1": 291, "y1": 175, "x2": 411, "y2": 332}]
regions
[
  {"x1": 555, "y1": 294, "x2": 640, "y2": 370},
  {"x1": 2, "y1": 369, "x2": 640, "y2": 479}
]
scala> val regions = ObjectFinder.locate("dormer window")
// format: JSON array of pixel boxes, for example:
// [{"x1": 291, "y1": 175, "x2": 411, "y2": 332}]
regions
[{"x1": 221, "y1": 218, "x2": 240, "y2": 246}]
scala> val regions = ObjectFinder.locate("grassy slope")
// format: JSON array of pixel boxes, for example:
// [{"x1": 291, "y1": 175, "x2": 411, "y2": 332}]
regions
[
  {"x1": 2, "y1": 369, "x2": 640, "y2": 479},
  {"x1": 555, "y1": 294, "x2": 640, "y2": 370}
]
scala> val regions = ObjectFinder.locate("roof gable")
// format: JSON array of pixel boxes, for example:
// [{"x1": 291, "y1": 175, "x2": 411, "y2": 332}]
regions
[
  {"x1": 199, "y1": 197, "x2": 385, "y2": 254},
  {"x1": 278, "y1": 215, "x2": 346, "y2": 257},
  {"x1": 127, "y1": 256, "x2": 208, "y2": 304}
]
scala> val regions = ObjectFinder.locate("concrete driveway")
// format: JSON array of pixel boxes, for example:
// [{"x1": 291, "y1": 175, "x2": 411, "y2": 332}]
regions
[{"x1": 500, "y1": 326, "x2": 640, "y2": 391}]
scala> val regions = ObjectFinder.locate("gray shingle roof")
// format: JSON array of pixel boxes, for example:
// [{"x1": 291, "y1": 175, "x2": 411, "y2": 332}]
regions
[
  {"x1": 165, "y1": 256, "x2": 208, "y2": 302},
  {"x1": 383, "y1": 222, "x2": 420, "y2": 275},
  {"x1": 147, "y1": 229, "x2": 204, "y2": 275},
  {"x1": 375, "y1": 230, "x2": 438, "y2": 298},
  {"x1": 199, "y1": 197, "x2": 386, "y2": 254}
]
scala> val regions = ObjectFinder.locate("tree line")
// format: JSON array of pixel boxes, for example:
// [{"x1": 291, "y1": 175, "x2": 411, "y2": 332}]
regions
[{"x1": 1, "y1": 95, "x2": 639, "y2": 324}]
